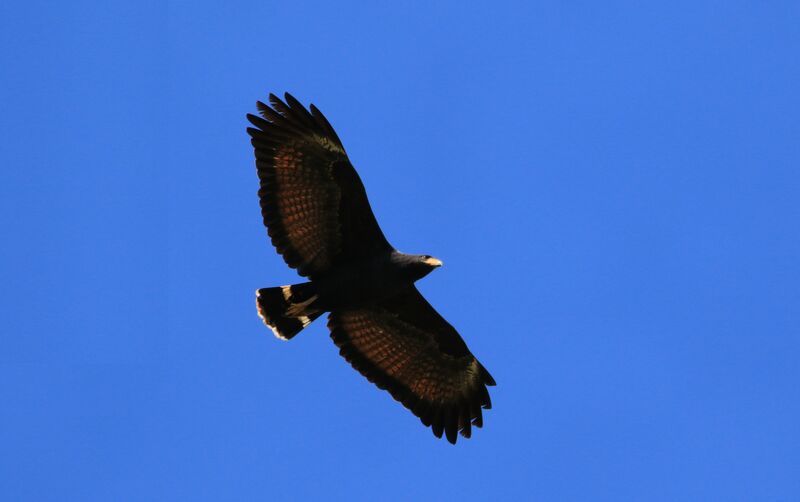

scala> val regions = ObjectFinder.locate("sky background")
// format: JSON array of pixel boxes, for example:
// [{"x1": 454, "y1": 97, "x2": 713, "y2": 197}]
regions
[{"x1": 2, "y1": 1, "x2": 799, "y2": 500}]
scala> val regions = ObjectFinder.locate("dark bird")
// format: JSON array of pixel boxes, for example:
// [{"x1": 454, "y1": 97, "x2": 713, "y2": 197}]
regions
[{"x1": 246, "y1": 93, "x2": 495, "y2": 444}]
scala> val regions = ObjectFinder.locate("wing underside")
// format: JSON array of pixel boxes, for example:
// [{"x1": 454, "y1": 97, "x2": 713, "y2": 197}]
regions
[
  {"x1": 247, "y1": 93, "x2": 391, "y2": 278},
  {"x1": 328, "y1": 287, "x2": 495, "y2": 444}
]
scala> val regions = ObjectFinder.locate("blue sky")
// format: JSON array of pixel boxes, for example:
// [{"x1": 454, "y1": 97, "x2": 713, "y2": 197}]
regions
[{"x1": 2, "y1": 1, "x2": 799, "y2": 500}]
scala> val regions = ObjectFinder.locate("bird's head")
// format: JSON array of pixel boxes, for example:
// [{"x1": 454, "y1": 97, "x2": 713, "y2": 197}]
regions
[{"x1": 407, "y1": 254, "x2": 443, "y2": 281}]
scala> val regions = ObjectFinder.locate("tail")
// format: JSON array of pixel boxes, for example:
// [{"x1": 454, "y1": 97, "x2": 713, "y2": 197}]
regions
[{"x1": 256, "y1": 282, "x2": 323, "y2": 340}]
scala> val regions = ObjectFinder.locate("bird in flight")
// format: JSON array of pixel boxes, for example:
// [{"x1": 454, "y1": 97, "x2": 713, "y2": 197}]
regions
[{"x1": 246, "y1": 93, "x2": 495, "y2": 444}]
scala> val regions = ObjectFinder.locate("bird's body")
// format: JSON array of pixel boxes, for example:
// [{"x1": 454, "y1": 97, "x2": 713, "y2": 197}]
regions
[
  {"x1": 247, "y1": 93, "x2": 495, "y2": 444},
  {"x1": 311, "y1": 251, "x2": 441, "y2": 311}
]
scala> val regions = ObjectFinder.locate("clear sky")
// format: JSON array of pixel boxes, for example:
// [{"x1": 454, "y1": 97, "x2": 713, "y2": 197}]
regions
[{"x1": 2, "y1": 1, "x2": 799, "y2": 500}]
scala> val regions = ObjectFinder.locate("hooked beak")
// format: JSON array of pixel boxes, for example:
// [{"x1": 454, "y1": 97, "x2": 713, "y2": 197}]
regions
[{"x1": 424, "y1": 257, "x2": 443, "y2": 268}]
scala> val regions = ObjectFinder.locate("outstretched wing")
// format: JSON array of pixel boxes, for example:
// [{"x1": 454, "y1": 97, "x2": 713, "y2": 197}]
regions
[
  {"x1": 328, "y1": 286, "x2": 496, "y2": 444},
  {"x1": 246, "y1": 93, "x2": 391, "y2": 278}
]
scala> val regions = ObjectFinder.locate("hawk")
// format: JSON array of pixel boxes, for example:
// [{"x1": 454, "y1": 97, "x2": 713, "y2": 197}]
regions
[{"x1": 246, "y1": 93, "x2": 495, "y2": 444}]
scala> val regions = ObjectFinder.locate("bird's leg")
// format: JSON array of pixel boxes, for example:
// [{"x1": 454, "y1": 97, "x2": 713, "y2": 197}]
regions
[{"x1": 286, "y1": 294, "x2": 319, "y2": 317}]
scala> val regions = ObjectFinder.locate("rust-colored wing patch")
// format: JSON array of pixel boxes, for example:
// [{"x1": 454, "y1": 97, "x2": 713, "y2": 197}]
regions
[
  {"x1": 328, "y1": 287, "x2": 495, "y2": 444},
  {"x1": 258, "y1": 141, "x2": 341, "y2": 275},
  {"x1": 247, "y1": 93, "x2": 390, "y2": 278}
]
